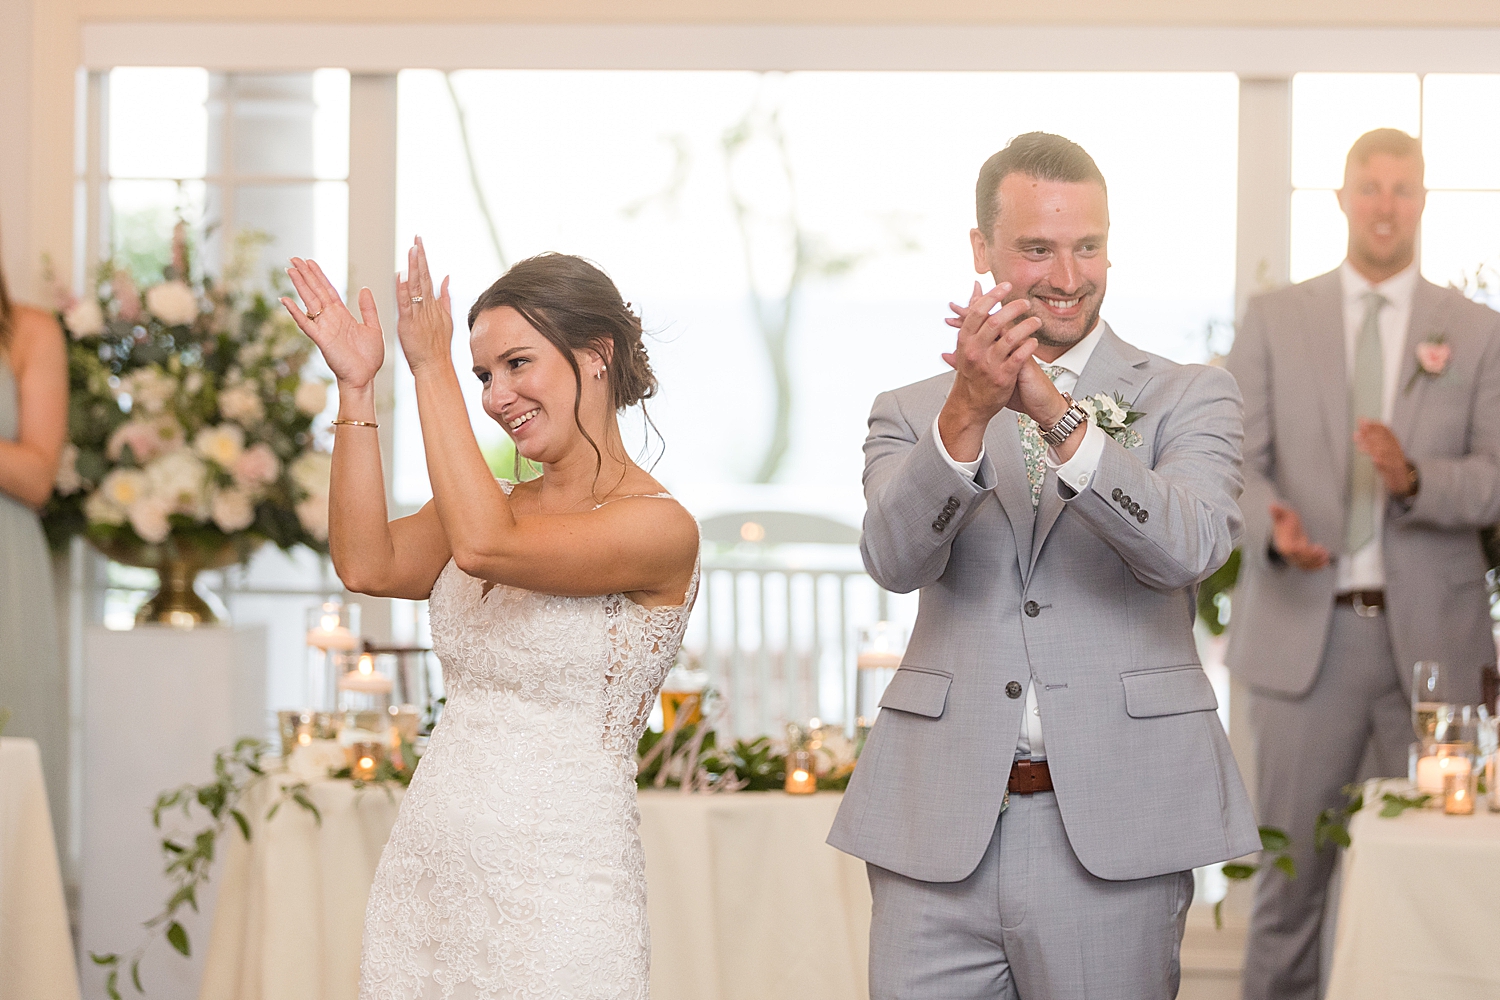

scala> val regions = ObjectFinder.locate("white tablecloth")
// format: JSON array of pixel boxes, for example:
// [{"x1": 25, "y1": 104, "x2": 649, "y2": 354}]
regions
[
  {"x1": 201, "y1": 779, "x2": 870, "y2": 1000},
  {"x1": 0, "y1": 737, "x2": 81, "y2": 1000},
  {"x1": 1325, "y1": 783, "x2": 1500, "y2": 999}
]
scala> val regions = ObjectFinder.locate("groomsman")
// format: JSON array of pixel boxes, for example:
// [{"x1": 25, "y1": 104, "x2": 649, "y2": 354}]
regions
[{"x1": 1228, "y1": 128, "x2": 1500, "y2": 1000}]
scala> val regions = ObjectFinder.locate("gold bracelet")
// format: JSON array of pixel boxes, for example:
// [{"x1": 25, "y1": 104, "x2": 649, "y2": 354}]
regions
[{"x1": 330, "y1": 418, "x2": 378, "y2": 428}]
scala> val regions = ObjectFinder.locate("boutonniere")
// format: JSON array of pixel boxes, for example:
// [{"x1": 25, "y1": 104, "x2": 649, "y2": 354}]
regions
[
  {"x1": 1407, "y1": 336, "x2": 1451, "y2": 392},
  {"x1": 1080, "y1": 392, "x2": 1145, "y2": 449}
]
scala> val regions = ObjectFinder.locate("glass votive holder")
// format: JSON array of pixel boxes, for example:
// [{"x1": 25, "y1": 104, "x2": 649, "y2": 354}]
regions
[
  {"x1": 305, "y1": 599, "x2": 360, "y2": 651},
  {"x1": 277, "y1": 710, "x2": 343, "y2": 757},
  {"x1": 350, "y1": 741, "x2": 386, "y2": 782},
  {"x1": 785, "y1": 749, "x2": 817, "y2": 794},
  {"x1": 1415, "y1": 742, "x2": 1474, "y2": 798},
  {"x1": 336, "y1": 651, "x2": 393, "y2": 714},
  {"x1": 1444, "y1": 770, "x2": 1477, "y2": 815}
]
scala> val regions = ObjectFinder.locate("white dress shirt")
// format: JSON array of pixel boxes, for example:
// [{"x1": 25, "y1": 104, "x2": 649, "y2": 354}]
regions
[
  {"x1": 932, "y1": 321, "x2": 1108, "y2": 759},
  {"x1": 1336, "y1": 260, "x2": 1418, "y2": 593}
]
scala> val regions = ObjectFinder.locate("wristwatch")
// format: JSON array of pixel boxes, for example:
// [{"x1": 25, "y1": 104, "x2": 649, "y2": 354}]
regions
[{"x1": 1040, "y1": 393, "x2": 1090, "y2": 448}]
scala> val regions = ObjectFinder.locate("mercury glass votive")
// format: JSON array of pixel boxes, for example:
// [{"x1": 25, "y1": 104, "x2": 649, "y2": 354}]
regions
[
  {"x1": 785, "y1": 749, "x2": 817, "y2": 794},
  {"x1": 1444, "y1": 770, "x2": 1477, "y2": 815},
  {"x1": 1415, "y1": 742, "x2": 1473, "y2": 798},
  {"x1": 350, "y1": 741, "x2": 386, "y2": 782}
]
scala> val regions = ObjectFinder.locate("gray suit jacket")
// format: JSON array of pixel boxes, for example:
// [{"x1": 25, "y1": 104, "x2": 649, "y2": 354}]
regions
[
  {"x1": 1224, "y1": 269, "x2": 1500, "y2": 701},
  {"x1": 828, "y1": 325, "x2": 1260, "y2": 884}
]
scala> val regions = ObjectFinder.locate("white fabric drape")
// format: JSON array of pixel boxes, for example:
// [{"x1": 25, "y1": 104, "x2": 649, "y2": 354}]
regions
[
  {"x1": 0, "y1": 737, "x2": 81, "y2": 1000},
  {"x1": 1325, "y1": 786, "x2": 1500, "y2": 999},
  {"x1": 200, "y1": 779, "x2": 871, "y2": 1000}
]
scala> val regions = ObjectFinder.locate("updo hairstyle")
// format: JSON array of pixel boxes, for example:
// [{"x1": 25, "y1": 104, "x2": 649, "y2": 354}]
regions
[{"x1": 466, "y1": 253, "x2": 660, "y2": 478}]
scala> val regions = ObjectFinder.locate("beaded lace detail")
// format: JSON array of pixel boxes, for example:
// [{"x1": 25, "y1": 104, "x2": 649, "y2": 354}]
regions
[{"x1": 358, "y1": 482, "x2": 699, "y2": 1000}]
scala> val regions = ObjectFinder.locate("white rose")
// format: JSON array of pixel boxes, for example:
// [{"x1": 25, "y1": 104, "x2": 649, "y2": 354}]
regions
[
  {"x1": 218, "y1": 383, "x2": 265, "y2": 425},
  {"x1": 210, "y1": 487, "x2": 257, "y2": 533},
  {"x1": 83, "y1": 489, "x2": 127, "y2": 527},
  {"x1": 183, "y1": 371, "x2": 204, "y2": 396},
  {"x1": 289, "y1": 451, "x2": 333, "y2": 497},
  {"x1": 55, "y1": 443, "x2": 83, "y2": 495},
  {"x1": 296, "y1": 493, "x2": 330, "y2": 542},
  {"x1": 193, "y1": 423, "x2": 246, "y2": 470},
  {"x1": 121, "y1": 368, "x2": 177, "y2": 415},
  {"x1": 1102, "y1": 397, "x2": 1128, "y2": 423},
  {"x1": 100, "y1": 468, "x2": 150, "y2": 509},
  {"x1": 127, "y1": 495, "x2": 173, "y2": 544},
  {"x1": 64, "y1": 298, "x2": 105, "y2": 338},
  {"x1": 293, "y1": 379, "x2": 329, "y2": 416},
  {"x1": 145, "y1": 450, "x2": 209, "y2": 515},
  {"x1": 144, "y1": 280, "x2": 199, "y2": 326}
]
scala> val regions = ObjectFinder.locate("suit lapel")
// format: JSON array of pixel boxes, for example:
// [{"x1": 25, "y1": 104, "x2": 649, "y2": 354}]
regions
[
  {"x1": 1390, "y1": 279, "x2": 1447, "y2": 442},
  {"x1": 985, "y1": 412, "x2": 1035, "y2": 579},
  {"x1": 1305, "y1": 272, "x2": 1350, "y2": 480},
  {"x1": 1029, "y1": 326, "x2": 1149, "y2": 572}
]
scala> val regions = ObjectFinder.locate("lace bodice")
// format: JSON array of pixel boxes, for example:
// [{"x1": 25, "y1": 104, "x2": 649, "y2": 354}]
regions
[{"x1": 358, "y1": 486, "x2": 699, "y2": 1000}]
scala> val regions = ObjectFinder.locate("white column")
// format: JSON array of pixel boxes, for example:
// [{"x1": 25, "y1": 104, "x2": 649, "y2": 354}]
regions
[
  {"x1": 1234, "y1": 77, "x2": 1293, "y2": 322},
  {"x1": 347, "y1": 73, "x2": 400, "y2": 645}
]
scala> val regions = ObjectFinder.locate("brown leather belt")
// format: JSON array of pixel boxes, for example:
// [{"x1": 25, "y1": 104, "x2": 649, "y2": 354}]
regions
[
  {"x1": 1008, "y1": 759, "x2": 1053, "y2": 795},
  {"x1": 1335, "y1": 590, "x2": 1385, "y2": 617}
]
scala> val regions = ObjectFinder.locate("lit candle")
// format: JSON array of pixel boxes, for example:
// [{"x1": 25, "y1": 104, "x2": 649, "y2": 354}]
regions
[
  {"x1": 338, "y1": 655, "x2": 393, "y2": 694},
  {"x1": 785, "y1": 749, "x2": 817, "y2": 794},
  {"x1": 1444, "y1": 772, "x2": 1476, "y2": 815},
  {"x1": 856, "y1": 650, "x2": 902, "y2": 671},
  {"x1": 350, "y1": 741, "x2": 384, "y2": 781},
  {"x1": 306, "y1": 602, "x2": 359, "y2": 651},
  {"x1": 1416, "y1": 750, "x2": 1472, "y2": 796}
]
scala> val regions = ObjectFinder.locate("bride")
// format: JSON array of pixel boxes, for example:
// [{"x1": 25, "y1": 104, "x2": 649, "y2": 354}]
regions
[{"x1": 282, "y1": 239, "x2": 700, "y2": 999}]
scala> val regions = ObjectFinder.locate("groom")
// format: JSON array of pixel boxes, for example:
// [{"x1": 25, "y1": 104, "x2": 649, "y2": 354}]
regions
[{"x1": 829, "y1": 132, "x2": 1259, "y2": 998}]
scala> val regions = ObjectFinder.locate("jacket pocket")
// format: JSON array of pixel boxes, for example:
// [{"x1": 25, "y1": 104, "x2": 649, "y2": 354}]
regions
[
  {"x1": 1121, "y1": 665, "x2": 1218, "y2": 719},
  {"x1": 878, "y1": 666, "x2": 953, "y2": 719}
]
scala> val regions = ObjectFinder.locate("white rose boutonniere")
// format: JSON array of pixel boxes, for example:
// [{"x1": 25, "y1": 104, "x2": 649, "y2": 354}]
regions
[{"x1": 1079, "y1": 392, "x2": 1145, "y2": 449}]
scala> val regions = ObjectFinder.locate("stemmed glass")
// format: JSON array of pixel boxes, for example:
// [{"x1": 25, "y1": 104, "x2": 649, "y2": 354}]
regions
[{"x1": 1413, "y1": 662, "x2": 1447, "y2": 742}]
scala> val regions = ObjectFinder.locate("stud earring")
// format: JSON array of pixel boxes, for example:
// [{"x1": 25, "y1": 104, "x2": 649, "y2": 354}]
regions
[{"x1": 596, "y1": 365, "x2": 607, "y2": 380}]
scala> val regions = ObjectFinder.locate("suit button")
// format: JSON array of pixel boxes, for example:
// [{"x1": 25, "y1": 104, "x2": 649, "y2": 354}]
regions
[
  {"x1": 945, "y1": 496, "x2": 960, "y2": 510},
  {"x1": 932, "y1": 520, "x2": 945, "y2": 533},
  {"x1": 1138, "y1": 510, "x2": 1149, "y2": 523},
  {"x1": 1006, "y1": 680, "x2": 1023, "y2": 699},
  {"x1": 1111, "y1": 488, "x2": 1122, "y2": 501},
  {"x1": 1119, "y1": 494, "x2": 1132, "y2": 508},
  {"x1": 1024, "y1": 600, "x2": 1040, "y2": 618},
  {"x1": 1128, "y1": 502, "x2": 1140, "y2": 514}
]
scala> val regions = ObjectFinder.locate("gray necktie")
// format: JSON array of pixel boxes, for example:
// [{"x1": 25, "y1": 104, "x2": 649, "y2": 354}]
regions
[{"x1": 1346, "y1": 291, "x2": 1387, "y2": 552}]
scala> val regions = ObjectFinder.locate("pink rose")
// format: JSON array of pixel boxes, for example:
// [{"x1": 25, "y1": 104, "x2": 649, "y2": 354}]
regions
[
  {"x1": 106, "y1": 419, "x2": 181, "y2": 464},
  {"x1": 232, "y1": 442, "x2": 282, "y2": 490},
  {"x1": 1416, "y1": 341, "x2": 1451, "y2": 376}
]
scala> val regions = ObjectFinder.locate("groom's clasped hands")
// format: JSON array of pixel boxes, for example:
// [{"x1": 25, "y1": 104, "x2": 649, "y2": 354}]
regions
[{"x1": 936, "y1": 280, "x2": 1075, "y2": 463}]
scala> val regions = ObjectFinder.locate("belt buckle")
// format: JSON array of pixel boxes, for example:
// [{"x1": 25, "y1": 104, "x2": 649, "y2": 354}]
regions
[{"x1": 1352, "y1": 592, "x2": 1381, "y2": 618}]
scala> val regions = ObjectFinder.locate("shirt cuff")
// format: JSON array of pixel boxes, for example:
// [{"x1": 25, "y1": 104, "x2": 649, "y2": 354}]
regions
[
  {"x1": 932, "y1": 414, "x2": 983, "y2": 480},
  {"x1": 1045, "y1": 421, "x2": 1104, "y2": 497}
]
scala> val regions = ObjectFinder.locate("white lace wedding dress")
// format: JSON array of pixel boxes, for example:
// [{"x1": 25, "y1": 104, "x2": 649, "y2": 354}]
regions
[{"x1": 358, "y1": 487, "x2": 698, "y2": 1000}]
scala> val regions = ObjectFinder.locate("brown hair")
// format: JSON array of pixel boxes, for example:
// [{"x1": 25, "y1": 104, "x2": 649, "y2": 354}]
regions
[
  {"x1": 976, "y1": 132, "x2": 1108, "y2": 235},
  {"x1": 0, "y1": 254, "x2": 13, "y2": 355},
  {"x1": 466, "y1": 252, "x2": 660, "y2": 481},
  {"x1": 1344, "y1": 128, "x2": 1424, "y2": 184}
]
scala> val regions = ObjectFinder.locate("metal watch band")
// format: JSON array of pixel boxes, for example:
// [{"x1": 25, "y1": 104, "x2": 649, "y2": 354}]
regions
[{"x1": 1040, "y1": 393, "x2": 1090, "y2": 448}]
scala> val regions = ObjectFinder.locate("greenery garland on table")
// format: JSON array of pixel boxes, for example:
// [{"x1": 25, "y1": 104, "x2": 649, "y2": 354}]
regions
[{"x1": 88, "y1": 736, "x2": 417, "y2": 1000}]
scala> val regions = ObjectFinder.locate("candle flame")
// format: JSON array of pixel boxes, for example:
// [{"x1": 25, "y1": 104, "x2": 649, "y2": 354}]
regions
[
  {"x1": 359, "y1": 756, "x2": 374, "y2": 769},
  {"x1": 792, "y1": 769, "x2": 809, "y2": 782},
  {"x1": 358, "y1": 654, "x2": 374, "y2": 675},
  {"x1": 297, "y1": 732, "x2": 311, "y2": 746},
  {"x1": 320, "y1": 613, "x2": 338, "y2": 631}
]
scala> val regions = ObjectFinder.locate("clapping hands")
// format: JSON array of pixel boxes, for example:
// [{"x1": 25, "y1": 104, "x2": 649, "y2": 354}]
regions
[
  {"x1": 282, "y1": 258, "x2": 385, "y2": 390},
  {"x1": 395, "y1": 237, "x2": 454, "y2": 377}
]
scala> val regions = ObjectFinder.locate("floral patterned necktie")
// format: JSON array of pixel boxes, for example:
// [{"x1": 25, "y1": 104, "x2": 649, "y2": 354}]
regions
[{"x1": 1017, "y1": 365, "x2": 1069, "y2": 509}]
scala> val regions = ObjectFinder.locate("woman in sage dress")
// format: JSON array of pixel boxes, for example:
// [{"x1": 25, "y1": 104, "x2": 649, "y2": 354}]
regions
[
  {"x1": 0, "y1": 251, "x2": 69, "y2": 835},
  {"x1": 282, "y1": 239, "x2": 699, "y2": 999}
]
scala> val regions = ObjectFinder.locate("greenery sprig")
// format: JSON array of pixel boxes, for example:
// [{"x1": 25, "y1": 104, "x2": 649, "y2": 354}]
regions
[{"x1": 1217, "y1": 825, "x2": 1295, "y2": 930}]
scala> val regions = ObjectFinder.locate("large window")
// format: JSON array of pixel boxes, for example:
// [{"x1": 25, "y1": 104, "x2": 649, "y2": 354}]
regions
[{"x1": 1291, "y1": 72, "x2": 1500, "y2": 297}]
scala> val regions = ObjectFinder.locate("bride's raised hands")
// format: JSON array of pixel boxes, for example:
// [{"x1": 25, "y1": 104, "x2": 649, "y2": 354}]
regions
[
  {"x1": 395, "y1": 237, "x2": 453, "y2": 376},
  {"x1": 281, "y1": 258, "x2": 385, "y2": 390}
]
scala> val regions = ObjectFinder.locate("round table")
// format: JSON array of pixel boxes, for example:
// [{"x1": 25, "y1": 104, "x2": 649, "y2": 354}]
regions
[
  {"x1": 0, "y1": 737, "x2": 81, "y2": 1000},
  {"x1": 1325, "y1": 780, "x2": 1500, "y2": 999},
  {"x1": 200, "y1": 776, "x2": 870, "y2": 1000}
]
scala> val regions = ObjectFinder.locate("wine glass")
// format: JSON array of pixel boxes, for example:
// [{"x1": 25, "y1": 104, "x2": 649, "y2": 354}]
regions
[{"x1": 1412, "y1": 662, "x2": 1446, "y2": 742}]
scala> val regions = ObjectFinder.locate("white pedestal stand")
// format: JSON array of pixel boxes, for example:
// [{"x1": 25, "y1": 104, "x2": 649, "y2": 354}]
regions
[{"x1": 80, "y1": 625, "x2": 266, "y2": 1000}]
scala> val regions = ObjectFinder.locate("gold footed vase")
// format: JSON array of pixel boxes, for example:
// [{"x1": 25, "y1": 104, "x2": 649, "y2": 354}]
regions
[{"x1": 92, "y1": 537, "x2": 261, "y2": 628}]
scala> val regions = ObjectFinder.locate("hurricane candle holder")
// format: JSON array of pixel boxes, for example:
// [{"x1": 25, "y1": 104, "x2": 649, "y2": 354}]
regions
[
  {"x1": 350, "y1": 741, "x2": 385, "y2": 781},
  {"x1": 785, "y1": 749, "x2": 817, "y2": 794},
  {"x1": 1415, "y1": 742, "x2": 1473, "y2": 798},
  {"x1": 337, "y1": 651, "x2": 393, "y2": 714}
]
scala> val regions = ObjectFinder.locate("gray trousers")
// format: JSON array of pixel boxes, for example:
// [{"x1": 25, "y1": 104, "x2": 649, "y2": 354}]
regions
[
  {"x1": 1241, "y1": 603, "x2": 1411, "y2": 1000},
  {"x1": 867, "y1": 789, "x2": 1195, "y2": 999}
]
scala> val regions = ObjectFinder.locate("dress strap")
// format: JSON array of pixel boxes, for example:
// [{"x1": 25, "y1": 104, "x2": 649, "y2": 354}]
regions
[{"x1": 592, "y1": 492, "x2": 675, "y2": 511}]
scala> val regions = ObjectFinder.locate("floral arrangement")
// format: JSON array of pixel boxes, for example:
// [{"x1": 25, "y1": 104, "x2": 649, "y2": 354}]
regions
[
  {"x1": 1079, "y1": 391, "x2": 1145, "y2": 449},
  {"x1": 636, "y1": 707, "x2": 858, "y2": 793},
  {"x1": 42, "y1": 226, "x2": 331, "y2": 560}
]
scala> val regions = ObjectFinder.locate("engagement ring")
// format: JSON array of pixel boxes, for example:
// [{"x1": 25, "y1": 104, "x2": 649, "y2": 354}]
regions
[{"x1": 411, "y1": 295, "x2": 424, "y2": 303}]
